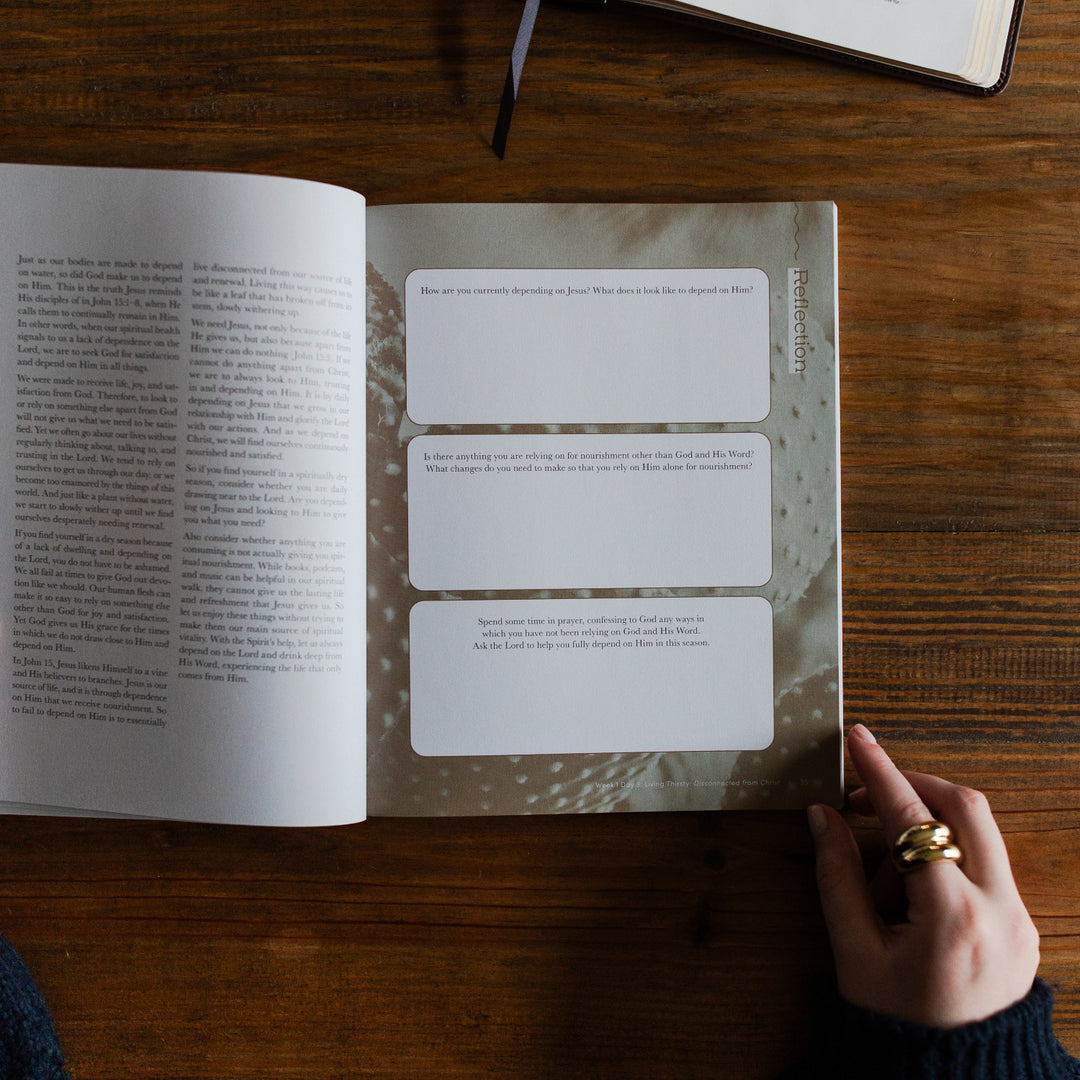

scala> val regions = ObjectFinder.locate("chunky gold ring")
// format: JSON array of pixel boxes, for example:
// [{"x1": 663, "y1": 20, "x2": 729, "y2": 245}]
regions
[{"x1": 892, "y1": 820, "x2": 962, "y2": 873}]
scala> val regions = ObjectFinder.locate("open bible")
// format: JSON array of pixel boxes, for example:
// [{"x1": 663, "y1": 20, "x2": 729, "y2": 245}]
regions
[{"x1": 2, "y1": 165, "x2": 841, "y2": 824}]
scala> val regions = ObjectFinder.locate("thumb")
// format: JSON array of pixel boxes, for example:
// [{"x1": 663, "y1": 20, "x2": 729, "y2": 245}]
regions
[{"x1": 807, "y1": 804, "x2": 882, "y2": 965}]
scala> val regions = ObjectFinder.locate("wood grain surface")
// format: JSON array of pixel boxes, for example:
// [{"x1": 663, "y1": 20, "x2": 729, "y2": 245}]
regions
[{"x1": 1, "y1": 1, "x2": 1078, "y2": 1076}]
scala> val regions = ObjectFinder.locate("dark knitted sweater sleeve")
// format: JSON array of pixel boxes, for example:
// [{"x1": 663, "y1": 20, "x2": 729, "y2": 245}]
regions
[
  {"x1": 792, "y1": 978, "x2": 1080, "y2": 1080},
  {"x1": 0, "y1": 934, "x2": 70, "y2": 1080}
]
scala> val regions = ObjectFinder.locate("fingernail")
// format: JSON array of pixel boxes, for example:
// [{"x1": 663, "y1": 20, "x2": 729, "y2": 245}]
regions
[
  {"x1": 807, "y1": 803, "x2": 828, "y2": 838},
  {"x1": 850, "y1": 724, "x2": 877, "y2": 745}
]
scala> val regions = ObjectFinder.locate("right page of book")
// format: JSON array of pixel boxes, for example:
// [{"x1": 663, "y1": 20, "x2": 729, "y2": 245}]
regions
[{"x1": 366, "y1": 202, "x2": 840, "y2": 814}]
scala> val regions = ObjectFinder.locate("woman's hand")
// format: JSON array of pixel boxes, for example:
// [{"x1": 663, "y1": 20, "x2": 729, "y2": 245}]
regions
[{"x1": 808, "y1": 724, "x2": 1040, "y2": 1028}]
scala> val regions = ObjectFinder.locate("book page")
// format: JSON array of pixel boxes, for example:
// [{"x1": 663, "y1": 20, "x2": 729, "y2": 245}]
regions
[
  {"x1": 1, "y1": 165, "x2": 367, "y2": 825},
  {"x1": 647, "y1": 0, "x2": 1013, "y2": 85},
  {"x1": 366, "y1": 202, "x2": 841, "y2": 815}
]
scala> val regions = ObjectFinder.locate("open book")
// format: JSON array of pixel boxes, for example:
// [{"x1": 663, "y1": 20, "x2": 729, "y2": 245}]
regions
[
  {"x1": 2, "y1": 165, "x2": 841, "y2": 825},
  {"x1": 494, "y1": 2, "x2": 1023, "y2": 156},
  {"x1": 621, "y1": 0, "x2": 1024, "y2": 93}
]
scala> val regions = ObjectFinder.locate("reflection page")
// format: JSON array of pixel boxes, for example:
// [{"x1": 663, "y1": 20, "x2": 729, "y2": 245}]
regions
[{"x1": 366, "y1": 201, "x2": 841, "y2": 814}]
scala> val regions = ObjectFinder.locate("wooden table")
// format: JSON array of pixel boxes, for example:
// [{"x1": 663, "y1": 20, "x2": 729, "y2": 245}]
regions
[{"x1": 1, "y1": 2, "x2": 1078, "y2": 1076}]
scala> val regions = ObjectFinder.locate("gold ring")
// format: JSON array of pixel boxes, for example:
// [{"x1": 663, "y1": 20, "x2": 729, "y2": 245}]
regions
[{"x1": 892, "y1": 820, "x2": 962, "y2": 873}]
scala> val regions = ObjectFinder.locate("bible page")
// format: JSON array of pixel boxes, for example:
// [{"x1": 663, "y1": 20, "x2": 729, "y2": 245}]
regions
[{"x1": 1, "y1": 165, "x2": 367, "y2": 825}]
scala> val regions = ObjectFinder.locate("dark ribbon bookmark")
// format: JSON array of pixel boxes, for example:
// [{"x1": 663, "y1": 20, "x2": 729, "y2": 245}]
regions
[{"x1": 492, "y1": 0, "x2": 542, "y2": 159}]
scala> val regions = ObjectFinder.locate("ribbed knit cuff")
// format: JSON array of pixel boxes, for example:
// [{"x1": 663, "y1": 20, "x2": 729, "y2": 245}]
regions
[
  {"x1": 824, "y1": 978, "x2": 1080, "y2": 1080},
  {"x1": 0, "y1": 934, "x2": 69, "y2": 1080}
]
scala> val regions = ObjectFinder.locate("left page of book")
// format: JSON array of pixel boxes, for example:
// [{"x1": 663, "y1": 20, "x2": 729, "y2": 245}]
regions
[{"x1": 0, "y1": 165, "x2": 367, "y2": 826}]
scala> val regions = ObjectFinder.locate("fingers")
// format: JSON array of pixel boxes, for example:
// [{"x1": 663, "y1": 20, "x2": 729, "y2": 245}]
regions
[
  {"x1": 896, "y1": 770, "x2": 1013, "y2": 891},
  {"x1": 846, "y1": 726, "x2": 1015, "y2": 892},
  {"x1": 807, "y1": 803, "x2": 884, "y2": 966},
  {"x1": 846, "y1": 725, "x2": 938, "y2": 842},
  {"x1": 810, "y1": 730, "x2": 1039, "y2": 1027}
]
